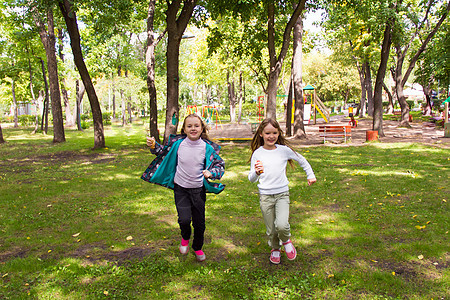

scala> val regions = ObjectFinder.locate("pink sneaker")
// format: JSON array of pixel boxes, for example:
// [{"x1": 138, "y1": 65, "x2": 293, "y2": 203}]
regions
[
  {"x1": 195, "y1": 250, "x2": 206, "y2": 262},
  {"x1": 283, "y1": 239, "x2": 297, "y2": 260},
  {"x1": 179, "y1": 239, "x2": 189, "y2": 255},
  {"x1": 270, "y1": 249, "x2": 281, "y2": 264}
]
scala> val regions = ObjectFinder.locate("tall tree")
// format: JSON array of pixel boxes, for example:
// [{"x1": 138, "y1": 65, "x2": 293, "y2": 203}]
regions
[
  {"x1": 373, "y1": 16, "x2": 394, "y2": 137},
  {"x1": 164, "y1": 0, "x2": 197, "y2": 142},
  {"x1": 266, "y1": 0, "x2": 307, "y2": 119},
  {"x1": 145, "y1": 0, "x2": 165, "y2": 144},
  {"x1": 392, "y1": 0, "x2": 449, "y2": 127},
  {"x1": 32, "y1": 7, "x2": 65, "y2": 143},
  {"x1": 58, "y1": 0, "x2": 105, "y2": 148},
  {"x1": 292, "y1": 10, "x2": 306, "y2": 138}
]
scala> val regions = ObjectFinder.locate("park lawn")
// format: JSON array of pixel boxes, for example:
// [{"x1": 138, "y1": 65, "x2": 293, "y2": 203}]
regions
[{"x1": 0, "y1": 124, "x2": 448, "y2": 299}]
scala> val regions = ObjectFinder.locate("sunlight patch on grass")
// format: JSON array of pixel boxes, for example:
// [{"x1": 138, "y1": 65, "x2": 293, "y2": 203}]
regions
[
  {"x1": 334, "y1": 168, "x2": 423, "y2": 179},
  {"x1": 214, "y1": 238, "x2": 249, "y2": 255},
  {"x1": 221, "y1": 170, "x2": 240, "y2": 180}
]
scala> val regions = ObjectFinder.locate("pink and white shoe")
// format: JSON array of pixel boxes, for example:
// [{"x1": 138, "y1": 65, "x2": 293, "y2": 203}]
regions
[
  {"x1": 283, "y1": 239, "x2": 297, "y2": 260},
  {"x1": 195, "y1": 250, "x2": 206, "y2": 262},
  {"x1": 179, "y1": 239, "x2": 189, "y2": 255},
  {"x1": 270, "y1": 249, "x2": 281, "y2": 264}
]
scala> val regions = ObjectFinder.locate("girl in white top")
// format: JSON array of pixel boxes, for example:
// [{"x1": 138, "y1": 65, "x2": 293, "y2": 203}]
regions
[{"x1": 248, "y1": 118, "x2": 316, "y2": 264}]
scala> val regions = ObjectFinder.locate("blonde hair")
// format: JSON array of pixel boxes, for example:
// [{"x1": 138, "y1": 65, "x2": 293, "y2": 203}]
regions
[
  {"x1": 250, "y1": 118, "x2": 294, "y2": 167},
  {"x1": 180, "y1": 114, "x2": 210, "y2": 140}
]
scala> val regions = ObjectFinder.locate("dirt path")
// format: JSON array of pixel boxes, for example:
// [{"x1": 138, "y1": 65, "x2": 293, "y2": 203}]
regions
[{"x1": 208, "y1": 117, "x2": 449, "y2": 148}]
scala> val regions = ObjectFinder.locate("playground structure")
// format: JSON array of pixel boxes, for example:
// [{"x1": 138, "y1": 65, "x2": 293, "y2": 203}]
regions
[
  {"x1": 287, "y1": 84, "x2": 330, "y2": 124},
  {"x1": 303, "y1": 84, "x2": 330, "y2": 124},
  {"x1": 185, "y1": 105, "x2": 223, "y2": 129}
]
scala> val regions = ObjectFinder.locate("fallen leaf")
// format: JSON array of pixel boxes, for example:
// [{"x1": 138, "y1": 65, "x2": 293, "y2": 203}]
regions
[
  {"x1": 126, "y1": 236, "x2": 133, "y2": 241},
  {"x1": 72, "y1": 232, "x2": 81, "y2": 237},
  {"x1": 418, "y1": 255, "x2": 424, "y2": 260}
]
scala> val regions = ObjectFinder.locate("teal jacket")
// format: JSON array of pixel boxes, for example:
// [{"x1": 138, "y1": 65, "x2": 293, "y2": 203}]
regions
[{"x1": 141, "y1": 134, "x2": 225, "y2": 194}]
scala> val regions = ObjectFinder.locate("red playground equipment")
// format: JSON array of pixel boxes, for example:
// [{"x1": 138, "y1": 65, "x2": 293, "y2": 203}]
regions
[{"x1": 348, "y1": 113, "x2": 358, "y2": 128}]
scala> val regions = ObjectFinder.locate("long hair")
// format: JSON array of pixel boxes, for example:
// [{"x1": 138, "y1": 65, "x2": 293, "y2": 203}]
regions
[
  {"x1": 180, "y1": 114, "x2": 210, "y2": 140},
  {"x1": 250, "y1": 118, "x2": 294, "y2": 167}
]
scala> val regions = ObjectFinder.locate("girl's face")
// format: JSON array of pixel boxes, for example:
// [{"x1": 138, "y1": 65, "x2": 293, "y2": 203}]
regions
[
  {"x1": 184, "y1": 116, "x2": 203, "y2": 141},
  {"x1": 260, "y1": 123, "x2": 279, "y2": 150}
]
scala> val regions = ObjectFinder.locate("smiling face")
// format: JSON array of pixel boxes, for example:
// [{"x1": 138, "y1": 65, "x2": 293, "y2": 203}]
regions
[
  {"x1": 183, "y1": 116, "x2": 203, "y2": 141},
  {"x1": 260, "y1": 123, "x2": 280, "y2": 150}
]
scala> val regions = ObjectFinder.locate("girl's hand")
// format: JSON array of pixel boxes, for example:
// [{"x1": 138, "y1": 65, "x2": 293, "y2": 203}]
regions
[
  {"x1": 307, "y1": 178, "x2": 316, "y2": 186},
  {"x1": 255, "y1": 160, "x2": 264, "y2": 175},
  {"x1": 146, "y1": 136, "x2": 156, "y2": 149},
  {"x1": 202, "y1": 170, "x2": 212, "y2": 179}
]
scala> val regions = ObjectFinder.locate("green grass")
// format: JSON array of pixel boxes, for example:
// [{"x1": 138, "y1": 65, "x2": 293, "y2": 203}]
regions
[{"x1": 0, "y1": 124, "x2": 448, "y2": 299}]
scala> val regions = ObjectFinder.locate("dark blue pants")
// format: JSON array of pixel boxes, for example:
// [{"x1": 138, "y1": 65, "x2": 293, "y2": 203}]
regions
[{"x1": 173, "y1": 183, "x2": 206, "y2": 251}]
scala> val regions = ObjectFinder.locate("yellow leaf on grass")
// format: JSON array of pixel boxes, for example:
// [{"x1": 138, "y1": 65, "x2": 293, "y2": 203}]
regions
[
  {"x1": 72, "y1": 232, "x2": 81, "y2": 237},
  {"x1": 126, "y1": 236, "x2": 133, "y2": 241},
  {"x1": 392, "y1": 272, "x2": 396, "y2": 276},
  {"x1": 415, "y1": 225, "x2": 426, "y2": 230},
  {"x1": 104, "y1": 291, "x2": 109, "y2": 295},
  {"x1": 418, "y1": 255, "x2": 424, "y2": 260}
]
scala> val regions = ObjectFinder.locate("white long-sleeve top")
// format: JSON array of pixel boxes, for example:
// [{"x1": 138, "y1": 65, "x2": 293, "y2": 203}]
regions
[{"x1": 248, "y1": 144, "x2": 315, "y2": 195}]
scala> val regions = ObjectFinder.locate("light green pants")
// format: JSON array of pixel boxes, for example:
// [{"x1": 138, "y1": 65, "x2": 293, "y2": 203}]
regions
[{"x1": 259, "y1": 192, "x2": 291, "y2": 250}]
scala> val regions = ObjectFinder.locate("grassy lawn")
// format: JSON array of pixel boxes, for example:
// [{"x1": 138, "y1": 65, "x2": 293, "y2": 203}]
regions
[{"x1": 0, "y1": 124, "x2": 448, "y2": 299}]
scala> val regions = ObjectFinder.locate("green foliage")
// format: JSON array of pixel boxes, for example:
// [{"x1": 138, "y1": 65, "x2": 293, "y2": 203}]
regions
[
  {"x1": 18, "y1": 114, "x2": 38, "y2": 126},
  {"x1": 102, "y1": 112, "x2": 112, "y2": 125}
]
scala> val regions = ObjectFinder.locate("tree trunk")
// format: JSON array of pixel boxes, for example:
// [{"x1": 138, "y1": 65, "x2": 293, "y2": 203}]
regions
[
  {"x1": 0, "y1": 124, "x2": 4, "y2": 143},
  {"x1": 421, "y1": 83, "x2": 434, "y2": 116},
  {"x1": 146, "y1": 0, "x2": 163, "y2": 143},
  {"x1": 12, "y1": 79, "x2": 18, "y2": 128},
  {"x1": 76, "y1": 79, "x2": 85, "y2": 131},
  {"x1": 227, "y1": 70, "x2": 236, "y2": 123},
  {"x1": 373, "y1": 20, "x2": 393, "y2": 137},
  {"x1": 58, "y1": 28, "x2": 74, "y2": 127},
  {"x1": 34, "y1": 9, "x2": 65, "y2": 143},
  {"x1": 59, "y1": 0, "x2": 105, "y2": 149},
  {"x1": 40, "y1": 58, "x2": 49, "y2": 134},
  {"x1": 238, "y1": 72, "x2": 243, "y2": 124},
  {"x1": 128, "y1": 98, "x2": 132, "y2": 124},
  {"x1": 365, "y1": 63, "x2": 373, "y2": 117},
  {"x1": 292, "y1": 11, "x2": 306, "y2": 139},
  {"x1": 382, "y1": 82, "x2": 394, "y2": 114},
  {"x1": 266, "y1": 0, "x2": 307, "y2": 120},
  {"x1": 286, "y1": 77, "x2": 293, "y2": 136},
  {"x1": 121, "y1": 89, "x2": 126, "y2": 126},
  {"x1": 164, "y1": 0, "x2": 197, "y2": 142},
  {"x1": 25, "y1": 44, "x2": 39, "y2": 134},
  {"x1": 394, "y1": 52, "x2": 411, "y2": 127},
  {"x1": 33, "y1": 91, "x2": 43, "y2": 133},
  {"x1": 355, "y1": 61, "x2": 366, "y2": 118}
]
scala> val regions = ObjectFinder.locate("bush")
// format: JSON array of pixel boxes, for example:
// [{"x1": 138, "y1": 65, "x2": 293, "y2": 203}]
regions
[
  {"x1": 102, "y1": 112, "x2": 112, "y2": 125},
  {"x1": 80, "y1": 114, "x2": 92, "y2": 121},
  {"x1": 18, "y1": 115, "x2": 38, "y2": 126},
  {"x1": 81, "y1": 120, "x2": 91, "y2": 129}
]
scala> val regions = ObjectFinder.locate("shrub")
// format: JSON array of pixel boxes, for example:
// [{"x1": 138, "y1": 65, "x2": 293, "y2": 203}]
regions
[
  {"x1": 102, "y1": 112, "x2": 112, "y2": 125},
  {"x1": 18, "y1": 115, "x2": 37, "y2": 126}
]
